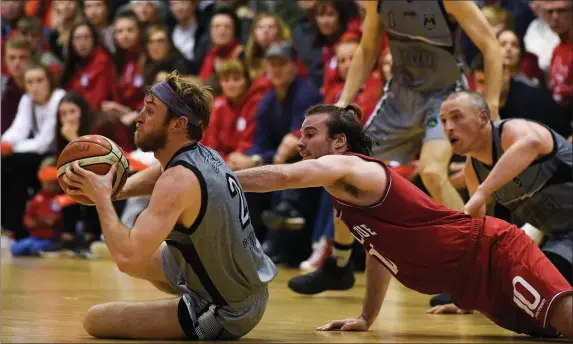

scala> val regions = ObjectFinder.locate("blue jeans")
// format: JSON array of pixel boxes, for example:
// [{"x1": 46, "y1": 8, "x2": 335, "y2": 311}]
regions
[
  {"x1": 11, "y1": 237, "x2": 55, "y2": 256},
  {"x1": 311, "y1": 188, "x2": 335, "y2": 243}
]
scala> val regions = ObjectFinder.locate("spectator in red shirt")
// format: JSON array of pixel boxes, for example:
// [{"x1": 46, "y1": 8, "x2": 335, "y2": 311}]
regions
[
  {"x1": 201, "y1": 59, "x2": 265, "y2": 163},
  {"x1": 143, "y1": 25, "x2": 188, "y2": 86},
  {"x1": 60, "y1": 22, "x2": 116, "y2": 111},
  {"x1": 11, "y1": 156, "x2": 63, "y2": 256},
  {"x1": 1, "y1": 36, "x2": 32, "y2": 134},
  {"x1": 83, "y1": 0, "x2": 115, "y2": 54},
  {"x1": 98, "y1": 11, "x2": 146, "y2": 151},
  {"x1": 199, "y1": 7, "x2": 244, "y2": 87},
  {"x1": 546, "y1": 0, "x2": 573, "y2": 119},
  {"x1": 322, "y1": 36, "x2": 383, "y2": 125}
]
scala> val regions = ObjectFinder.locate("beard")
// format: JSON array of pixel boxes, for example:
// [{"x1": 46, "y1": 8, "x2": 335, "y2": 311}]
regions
[{"x1": 135, "y1": 126, "x2": 168, "y2": 152}]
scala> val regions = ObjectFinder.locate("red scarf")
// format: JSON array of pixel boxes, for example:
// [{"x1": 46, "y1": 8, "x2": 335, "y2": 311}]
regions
[{"x1": 199, "y1": 40, "x2": 241, "y2": 81}]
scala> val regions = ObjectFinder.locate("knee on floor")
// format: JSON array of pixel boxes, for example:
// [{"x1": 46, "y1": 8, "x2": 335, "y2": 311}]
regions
[{"x1": 83, "y1": 304, "x2": 109, "y2": 338}]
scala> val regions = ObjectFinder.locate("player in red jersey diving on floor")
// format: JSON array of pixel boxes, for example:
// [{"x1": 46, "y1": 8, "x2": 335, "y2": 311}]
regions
[{"x1": 235, "y1": 103, "x2": 573, "y2": 339}]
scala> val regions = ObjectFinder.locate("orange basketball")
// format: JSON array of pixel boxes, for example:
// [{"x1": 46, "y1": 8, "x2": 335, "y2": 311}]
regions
[{"x1": 56, "y1": 135, "x2": 129, "y2": 205}]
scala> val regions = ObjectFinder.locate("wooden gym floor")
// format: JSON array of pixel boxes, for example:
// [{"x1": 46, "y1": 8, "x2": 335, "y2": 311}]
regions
[{"x1": 1, "y1": 254, "x2": 567, "y2": 343}]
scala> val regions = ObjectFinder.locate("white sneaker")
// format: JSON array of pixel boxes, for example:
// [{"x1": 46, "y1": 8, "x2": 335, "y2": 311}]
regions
[
  {"x1": 299, "y1": 237, "x2": 332, "y2": 272},
  {"x1": 1, "y1": 235, "x2": 15, "y2": 249}
]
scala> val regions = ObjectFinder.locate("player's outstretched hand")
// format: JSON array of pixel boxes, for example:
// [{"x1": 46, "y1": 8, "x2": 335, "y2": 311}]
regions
[
  {"x1": 317, "y1": 316, "x2": 369, "y2": 331},
  {"x1": 426, "y1": 303, "x2": 473, "y2": 315}
]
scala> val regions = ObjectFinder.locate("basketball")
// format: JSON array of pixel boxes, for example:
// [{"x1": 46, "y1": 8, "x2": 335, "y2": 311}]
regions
[{"x1": 56, "y1": 135, "x2": 130, "y2": 205}]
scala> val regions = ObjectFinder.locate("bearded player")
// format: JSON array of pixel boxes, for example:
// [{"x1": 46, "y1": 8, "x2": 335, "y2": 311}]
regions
[
  {"x1": 61, "y1": 71, "x2": 277, "y2": 340},
  {"x1": 235, "y1": 104, "x2": 573, "y2": 339}
]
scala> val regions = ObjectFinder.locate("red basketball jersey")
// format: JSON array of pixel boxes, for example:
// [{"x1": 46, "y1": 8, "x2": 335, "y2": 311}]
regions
[{"x1": 332, "y1": 153, "x2": 482, "y2": 294}]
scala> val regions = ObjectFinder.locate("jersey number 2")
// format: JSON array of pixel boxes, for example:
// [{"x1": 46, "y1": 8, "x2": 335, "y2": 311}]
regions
[{"x1": 226, "y1": 174, "x2": 251, "y2": 230}]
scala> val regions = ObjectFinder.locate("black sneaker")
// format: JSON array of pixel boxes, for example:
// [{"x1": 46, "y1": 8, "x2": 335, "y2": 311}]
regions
[
  {"x1": 262, "y1": 202, "x2": 305, "y2": 230},
  {"x1": 429, "y1": 292, "x2": 452, "y2": 307},
  {"x1": 39, "y1": 239, "x2": 77, "y2": 258},
  {"x1": 288, "y1": 257, "x2": 355, "y2": 295}
]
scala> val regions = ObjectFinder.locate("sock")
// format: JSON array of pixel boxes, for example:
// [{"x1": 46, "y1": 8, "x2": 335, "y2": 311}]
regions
[{"x1": 333, "y1": 241, "x2": 353, "y2": 268}]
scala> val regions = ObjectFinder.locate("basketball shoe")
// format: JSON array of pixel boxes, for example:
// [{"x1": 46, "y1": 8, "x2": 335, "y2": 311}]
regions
[
  {"x1": 288, "y1": 256, "x2": 355, "y2": 295},
  {"x1": 299, "y1": 237, "x2": 332, "y2": 271}
]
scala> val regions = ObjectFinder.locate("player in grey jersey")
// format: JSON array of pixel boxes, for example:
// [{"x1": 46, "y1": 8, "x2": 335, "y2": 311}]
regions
[
  {"x1": 62, "y1": 71, "x2": 277, "y2": 340},
  {"x1": 428, "y1": 90, "x2": 573, "y2": 314}
]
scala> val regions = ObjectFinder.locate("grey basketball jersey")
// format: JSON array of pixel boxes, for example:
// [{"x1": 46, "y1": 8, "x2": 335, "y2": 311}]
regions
[
  {"x1": 378, "y1": 0, "x2": 463, "y2": 92},
  {"x1": 471, "y1": 120, "x2": 573, "y2": 235},
  {"x1": 163, "y1": 143, "x2": 277, "y2": 308}
]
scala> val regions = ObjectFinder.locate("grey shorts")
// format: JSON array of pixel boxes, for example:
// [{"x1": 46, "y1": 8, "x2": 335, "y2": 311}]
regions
[
  {"x1": 161, "y1": 245, "x2": 269, "y2": 340},
  {"x1": 542, "y1": 230, "x2": 573, "y2": 265},
  {"x1": 365, "y1": 77, "x2": 465, "y2": 165}
]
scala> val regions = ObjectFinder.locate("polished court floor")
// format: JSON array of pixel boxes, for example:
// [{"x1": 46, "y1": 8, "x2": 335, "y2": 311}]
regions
[{"x1": 1, "y1": 253, "x2": 567, "y2": 343}]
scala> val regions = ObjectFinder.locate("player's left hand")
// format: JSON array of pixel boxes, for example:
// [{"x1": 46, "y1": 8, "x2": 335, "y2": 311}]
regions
[
  {"x1": 463, "y1": 190, "x2": 487, "y2": 218},
  {"x1": 63, "y1": 161, "x2": 117, "y2": 203},
  {"x1": 426, "y1": 303, "x2": 473, "y2": 315},
  {"x1": 317, "y1": 316, "x2": 370, "y2": 331}
]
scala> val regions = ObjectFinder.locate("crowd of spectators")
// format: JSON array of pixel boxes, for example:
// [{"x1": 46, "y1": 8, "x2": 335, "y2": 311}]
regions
[{"x1": 1, "y1": 0, "x2": 571, "y2": 271}]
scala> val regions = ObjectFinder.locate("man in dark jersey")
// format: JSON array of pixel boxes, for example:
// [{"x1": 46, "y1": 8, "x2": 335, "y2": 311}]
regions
[
  {"x1": 61, "y1": 71, "x2": 277, "y2": 340},
  {"x1": 236, "y1": 104, "x2": 573, "y2": 339},
  {"x1": 427, "y1": 90, "x2": 572, "y2": 314}
]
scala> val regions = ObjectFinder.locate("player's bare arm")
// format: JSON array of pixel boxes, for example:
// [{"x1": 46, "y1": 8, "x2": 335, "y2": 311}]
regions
[
  {"x1": 64, "y1": 163, "x2": 197, "y2": 270},
  {"x1": 336, "y1": 0, "x2": 383, "y2": 107},
  {"x1": 318, "y1": 255, "x2": 392, "y2": 331},
  {"x1": 444, "y1": 1, "x2": 503, "y2": 120},
  {"x1": 236, "y1": 155, "x2": 386, "y2": 206},
  {"x1": 114, "y1": 163, "x2": 163, "y2": 200},
  {"x1": 464, "y1": 120, "x2": 552, "y2": 217}
]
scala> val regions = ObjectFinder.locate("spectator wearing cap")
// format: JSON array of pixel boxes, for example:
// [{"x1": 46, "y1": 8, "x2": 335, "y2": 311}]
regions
[
  {"x1": 1, "y1": 36, "x2": 33, "y2": 133},
  {"x1": 228, "y1": 41, "x2": 323, "y2": 265},
  {"x1": 322, "y1": 36, "x2": 383, "y2": 124},
  {"x1": 199, "y1": 7, "x2": 244, "y2": 90},
  {"x1": 83, "y1": 0, "x2": 115, "y2": 54},
  {"x1": 60, "y1": 22, "x2": 117, "y2": 111},
  {"x1": 16, "y1": 16, "x2": 63, "y2": 78},
  {"x1": 243, "y1": 12, "x2": 308, "y2": 95},
  {"x1": 201, "y1": 59, "x2": 266, "y2": 162},
  {"x1": 168, "y1": 0, "x2": 209, "y2": 75}
]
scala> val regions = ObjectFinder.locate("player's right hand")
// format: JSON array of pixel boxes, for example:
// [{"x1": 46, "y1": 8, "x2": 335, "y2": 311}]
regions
[
  {"x1": 426, "y1": 304, "x2": 473, "y2": 315},
  {"x1": 334, "y1": 100, "x2": 348, "y2": 109},
  {"x1": 317, "y1": 316, "x2": 370, "y2": 331}
]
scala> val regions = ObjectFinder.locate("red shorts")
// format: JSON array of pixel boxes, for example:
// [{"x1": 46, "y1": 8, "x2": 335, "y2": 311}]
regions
[{"x1": 451, "y1": 217, "x2": 573, "y2": 337}]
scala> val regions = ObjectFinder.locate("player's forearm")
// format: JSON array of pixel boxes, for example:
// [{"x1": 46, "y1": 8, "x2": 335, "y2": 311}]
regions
[
  {"x1": 338, "y1": 44, "x2": 378, "y2": 106},
  {"x1": 478, "y1": 138, "x2": 541, "y2": 196},
  {"x1": 482, "y1": 42, "x2": 503, "y2": 120},
  {"x1": 360, "y1": 255, "x2": 392, "y2": 327},
  {"x1": 94, "y1": 196, "x2": 135, "y2": 263},
  {"x1": 115, "y1": 163, "x2": 162, "y2": 200},
  {"x1": 235, "y1": 165, "x2": 295, "y2": 193}
]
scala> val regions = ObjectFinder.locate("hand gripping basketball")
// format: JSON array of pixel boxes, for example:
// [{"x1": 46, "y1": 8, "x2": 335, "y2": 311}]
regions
[
  {"x1": 62, "y1": 161, "x2": 118, "y2": 205},
  {"x1": 56, "y1": 135, "x2": 129, "y2": 205}
]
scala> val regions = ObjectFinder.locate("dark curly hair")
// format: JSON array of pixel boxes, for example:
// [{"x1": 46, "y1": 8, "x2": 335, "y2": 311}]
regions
[{"x1": 304, "y1": 103, "x2": 373, "y2": 156}]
